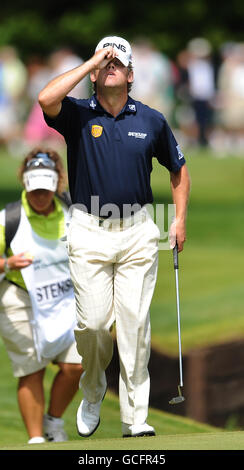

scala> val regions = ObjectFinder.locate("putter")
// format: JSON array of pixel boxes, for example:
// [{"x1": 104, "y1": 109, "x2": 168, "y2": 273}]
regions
[{"x1": 169, "y1": 242, "x2": 185, "y2": 405}]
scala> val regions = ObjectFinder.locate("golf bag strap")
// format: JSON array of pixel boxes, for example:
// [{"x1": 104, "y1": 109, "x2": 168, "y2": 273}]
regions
[
  {"x1": 5, "y1": 200, "x2": 22, "y2": 253},
  {"x1": 4, "y1": 191, "x2": 72, "y2": 253},
  {"x1": 57, "y1": 191, "x2": 72, "y2": 208}
]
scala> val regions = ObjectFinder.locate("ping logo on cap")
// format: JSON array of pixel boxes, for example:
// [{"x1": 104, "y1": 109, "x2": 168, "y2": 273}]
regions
[
  {"x1": 103, "y1": 43, "x2": 126, "y2": 52},
  {"x1": 95, "y1": 36, "x2": 132, "y2": 67}
]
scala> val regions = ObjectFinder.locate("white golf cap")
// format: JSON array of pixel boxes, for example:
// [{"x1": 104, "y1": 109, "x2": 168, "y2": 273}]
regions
[
  {"x1": 95, "y1": 36, "x2": 132, "y2": 66},
  {"x1": 23, "y1": 168, "x2": 58, "y2": 192}
]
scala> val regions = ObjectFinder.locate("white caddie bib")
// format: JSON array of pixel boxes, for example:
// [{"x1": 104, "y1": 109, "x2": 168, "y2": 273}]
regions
[{"x1": 11, "y1": 206, "x2": 76, "y2": 361}]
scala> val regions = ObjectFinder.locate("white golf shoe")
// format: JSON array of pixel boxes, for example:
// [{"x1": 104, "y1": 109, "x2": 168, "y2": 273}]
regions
[
  {"x1": 43, "y1": 414, "x2": 68, "y2": 442},
  {"x1": 28, "y1": 436, "x2": 45, "y2": 444},
  {"x1": 122, "y1": 422, "x2": 156, "y2": 438},
  {"x1": 76, "y1": 397, "x2": 103, "y2": 437}
]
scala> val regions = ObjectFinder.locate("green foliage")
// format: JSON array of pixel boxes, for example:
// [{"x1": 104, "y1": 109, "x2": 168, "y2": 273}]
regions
[
  {"x1": 0, "y1": 13, "x2": 52, "y2": 56},
  {"x1": 56, "y1": 5, "x2": 115, "y2": 49},
  {"x1": 1, "y1": 1, "x2": 244, "y2": 60},
  {"x1": 0, "y1": 4, "x2": 116, "y2": 59}
]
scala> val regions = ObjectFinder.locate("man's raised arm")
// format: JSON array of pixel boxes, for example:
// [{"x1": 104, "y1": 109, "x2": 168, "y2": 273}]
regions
[{"x1": 38, "y1": 47, "x2": 117, "y2": 117}]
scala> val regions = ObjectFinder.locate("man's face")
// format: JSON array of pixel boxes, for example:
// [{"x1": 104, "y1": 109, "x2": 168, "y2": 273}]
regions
[{"x1": 91, "y1": 58, "x2": 133, "y2": 91}]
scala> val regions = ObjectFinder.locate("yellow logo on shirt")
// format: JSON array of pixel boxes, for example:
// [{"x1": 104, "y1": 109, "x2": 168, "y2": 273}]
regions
[{"x1": 91, "y1": 125, "x2": 103, "y2": 138}]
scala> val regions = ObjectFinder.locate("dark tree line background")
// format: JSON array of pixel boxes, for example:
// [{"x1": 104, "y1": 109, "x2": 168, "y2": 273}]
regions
[{"x1": 1, "y1": 0, "x2": 244, "y2": 61}]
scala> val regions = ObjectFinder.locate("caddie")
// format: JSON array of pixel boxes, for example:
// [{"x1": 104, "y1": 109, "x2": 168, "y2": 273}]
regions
[
  {"x1": 39, "y1": 36, "x2": 191, "y2": 438},
  {"x1": 0, "y1": 148, "x2": 82, "y2": 444}
]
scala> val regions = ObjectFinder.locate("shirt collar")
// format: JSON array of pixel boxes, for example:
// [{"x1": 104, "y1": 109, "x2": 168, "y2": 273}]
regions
[{"x1": 88, "y1": 94, "x2": 137, "y2": 115}]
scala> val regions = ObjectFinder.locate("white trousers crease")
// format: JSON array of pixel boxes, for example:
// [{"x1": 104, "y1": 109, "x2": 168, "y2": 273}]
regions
[{"x1": 67, "y1": 207, "x2": 160, "y2": 425}]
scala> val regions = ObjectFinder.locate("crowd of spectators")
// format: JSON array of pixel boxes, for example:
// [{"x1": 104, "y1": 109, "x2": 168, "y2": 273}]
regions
[
  {"x1": 0, "y1": 46, "x2": 90, "y2": 155},
  {"x1": 1, "y1": 37, "x2": 244, "y2": 156}
]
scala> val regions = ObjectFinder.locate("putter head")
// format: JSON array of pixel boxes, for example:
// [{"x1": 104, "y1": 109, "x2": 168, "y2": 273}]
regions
[
  {"x1": 169, "y1": 395, "x2": 185, "y2": 405},
  {"x1": 169, "y1": 385, "x2": 185, "y2": 405}
]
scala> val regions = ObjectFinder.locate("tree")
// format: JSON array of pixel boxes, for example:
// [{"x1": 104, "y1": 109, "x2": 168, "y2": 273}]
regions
[{"x1": 0, "y1": 0, "x2": 244, "y2": 60}]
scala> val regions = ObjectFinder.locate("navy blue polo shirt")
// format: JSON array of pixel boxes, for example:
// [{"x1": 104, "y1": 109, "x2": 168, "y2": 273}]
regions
[{"x1": 44, "y1": 94, "x2": 185, "y2": 216}]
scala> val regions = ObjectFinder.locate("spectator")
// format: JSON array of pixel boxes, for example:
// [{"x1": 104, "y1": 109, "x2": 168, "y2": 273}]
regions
[
  {"x1": 174, "y1": 48, "x2": 196, "y2": 145},
  {"x1": 25, "y1": 55, "x2": 51, "y2": 106},
  {"x1": 216, "y1": 42, "x2": 244, "y2": 149},
  {"x1": 0, "y1": 46, "x2": 27, "y2": 146},
  {"x1": 130, "y1": 37, "x2": 175, "y2": 122},
  {"x1": 23, "y1": 47, "x2": 90, "y2": 149},
  {"x1": 48, "y1": 47, "x2": 90, "y2": 99},
  {"x1": 186, "y1": 38, "x2": 216, "y2": 146}
]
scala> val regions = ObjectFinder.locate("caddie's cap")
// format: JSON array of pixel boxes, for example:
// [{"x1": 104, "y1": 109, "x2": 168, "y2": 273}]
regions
[
  {"x1": 95, "y1": 36, "x2": 132, "y2": 66},
  {"x1": 23, "y1": 168, "x2": 58, "y2": 192},
  {"x1": 23, "y1": 152, "x2": 58, "y2": 192}
]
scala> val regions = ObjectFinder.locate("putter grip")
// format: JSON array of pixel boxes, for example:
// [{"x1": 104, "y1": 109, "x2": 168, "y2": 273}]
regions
[{"x1": 173, "y1": 242, "x2": 179, "y2": 269}]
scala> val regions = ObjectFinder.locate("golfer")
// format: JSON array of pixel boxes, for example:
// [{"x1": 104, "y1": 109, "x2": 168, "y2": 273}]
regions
[
  {"x1": 0, "y1": 149, "x2": 82, "y2": 444},
  {"x1": 39, "y1": 36, "x2": 190, "y2": 438}
]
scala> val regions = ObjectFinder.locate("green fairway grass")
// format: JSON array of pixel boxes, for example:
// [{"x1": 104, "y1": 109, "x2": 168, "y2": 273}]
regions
[
  {"x1": 1, "y1": 147, "x2": 244, "y2": 450},
  {"x1": 0, "y1": 336, "x2": 217, "y2": 448},
  {"x1": 2, "y1": 430, "x2": 244, "y2": 451}
]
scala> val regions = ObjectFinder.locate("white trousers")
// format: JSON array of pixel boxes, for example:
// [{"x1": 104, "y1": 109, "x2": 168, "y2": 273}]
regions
[{"x1": 67, "y1": 206, "x2": 160, "y2": 425}]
